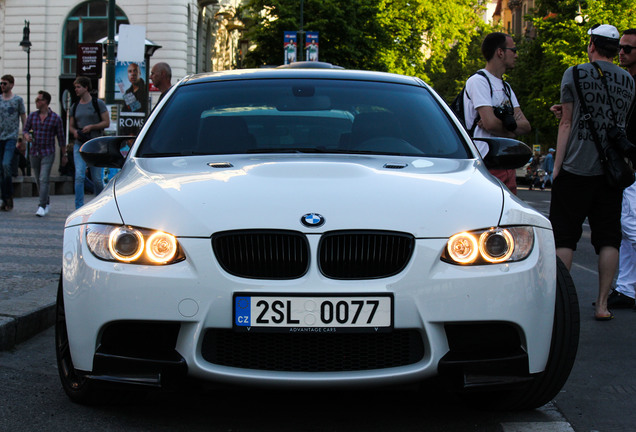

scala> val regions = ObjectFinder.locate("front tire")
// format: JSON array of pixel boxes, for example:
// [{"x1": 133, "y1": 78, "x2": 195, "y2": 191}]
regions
[{"x1": 466, "y1": 256, "x2": 580, "y2": 410}]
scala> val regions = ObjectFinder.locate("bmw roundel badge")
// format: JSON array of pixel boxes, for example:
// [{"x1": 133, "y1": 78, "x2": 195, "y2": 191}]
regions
[{"x1": 301, "y1": 213, "x2": 325, "y2": 228}]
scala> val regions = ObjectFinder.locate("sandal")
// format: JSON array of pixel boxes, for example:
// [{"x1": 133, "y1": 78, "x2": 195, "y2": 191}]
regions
[{"x1": 594, "y1": 312, "x2": 614, "y2": 321}]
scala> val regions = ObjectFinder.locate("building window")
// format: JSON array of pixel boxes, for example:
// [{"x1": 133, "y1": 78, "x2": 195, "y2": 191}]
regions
[{"x1": 62, "y1": 1, "x2": 129, "y2": 75}]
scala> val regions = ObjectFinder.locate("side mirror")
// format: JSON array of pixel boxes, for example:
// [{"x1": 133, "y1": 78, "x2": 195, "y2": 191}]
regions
[
  {"x1": 79, "y1": 136, "x2": 135, "y2": 169},
  {"x1": 474, "y1": 137, "x2": 532, "y2": 170}
]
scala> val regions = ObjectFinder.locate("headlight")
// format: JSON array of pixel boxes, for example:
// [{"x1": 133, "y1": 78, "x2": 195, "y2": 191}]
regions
[
  {"x1": 442, "y1": 226, "x2": 534, "y2": 265},
  {"x1": 86, "y1": 224, "x2": 185, "y2": 265}
]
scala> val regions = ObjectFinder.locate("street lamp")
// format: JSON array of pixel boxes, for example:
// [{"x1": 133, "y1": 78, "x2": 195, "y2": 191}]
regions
[
  {"x1": 298, "y1": 0, "x2": 304, "y2": 61},
  {"x1": 19, "y1": 20, "x2": 32, "y2": 176},
  {"x1": 19, "y1": 20, "x2": 31, "y2": 114}
]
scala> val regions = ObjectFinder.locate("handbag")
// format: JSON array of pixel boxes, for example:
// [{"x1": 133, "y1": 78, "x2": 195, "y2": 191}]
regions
[{"x1": 573, "y1": 64, "x2": 635, "y2": 189}]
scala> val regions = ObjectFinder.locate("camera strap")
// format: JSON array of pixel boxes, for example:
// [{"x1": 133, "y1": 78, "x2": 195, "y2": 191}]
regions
[
  {"x1": 572, "y1": 65, "x2": 607, "y2": 163},
  {"x1": 502, "y1": 79, "x2": 513, "y2": 106}
]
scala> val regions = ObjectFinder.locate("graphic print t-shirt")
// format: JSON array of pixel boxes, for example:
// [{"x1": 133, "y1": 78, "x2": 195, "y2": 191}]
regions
[
  {"x1": 0, "y1": 95, "x2": 25, "y2": 140},
  {"x1": 560, "y1": 61, "x2": 635, "y2": 176}
]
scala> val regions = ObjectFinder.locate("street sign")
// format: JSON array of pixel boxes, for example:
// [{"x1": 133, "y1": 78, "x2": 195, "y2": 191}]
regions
[{"x1": 76, "y1": 43, "x2": 103, "y2": 78}]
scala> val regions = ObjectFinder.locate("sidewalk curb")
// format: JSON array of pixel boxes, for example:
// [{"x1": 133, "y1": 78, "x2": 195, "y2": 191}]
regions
[{"x1": 0, "y1": 283, "x2": 57, "y2": 350}]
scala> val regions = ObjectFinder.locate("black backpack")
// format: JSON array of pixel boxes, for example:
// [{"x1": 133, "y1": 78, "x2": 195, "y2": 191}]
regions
[{"x1": 449, "y1": 70, "x2": 492, "y2": 136}]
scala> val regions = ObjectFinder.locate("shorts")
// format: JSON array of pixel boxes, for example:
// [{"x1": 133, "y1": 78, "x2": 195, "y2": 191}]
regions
[{"x1": 549, "y1": 170, "x2": 623, "y2": 254}]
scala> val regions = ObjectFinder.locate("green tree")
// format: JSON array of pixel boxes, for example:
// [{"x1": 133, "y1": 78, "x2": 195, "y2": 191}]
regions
[
  {"x1": 239, "y1": 0, "x2": 636, "y2": 150},
  {"x1": 506, "y1": 0, "x2": 636, "y2": 148},
  {"x1": 377, "y1": 0, "x2": 488, "y2": 80},
  {"x1": 240, "y1": 0, "x2": 488, "y2": 76},
  {"x1": 428, "y1": 28, "x2": 492, "y2": 103},
  {"x1": 240, "y1": 0, "x2": 389, "y2": 70}
]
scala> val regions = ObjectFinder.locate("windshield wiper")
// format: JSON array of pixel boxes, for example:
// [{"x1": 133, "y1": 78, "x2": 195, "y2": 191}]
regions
[
  {"x1": 140, "y1": 151, "x2": 198, "y2": 158},
  {"x1": 245, "y1": 148, "x2": 413, "y2": 156},
  {"x1": 246, "y1": 147, "x2": 330, "y2": 154}
]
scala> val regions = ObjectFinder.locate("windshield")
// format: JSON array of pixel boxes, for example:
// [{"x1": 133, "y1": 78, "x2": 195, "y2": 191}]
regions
[{"x1": 137, "y1": 78, "x2": 470, "y2": 159}]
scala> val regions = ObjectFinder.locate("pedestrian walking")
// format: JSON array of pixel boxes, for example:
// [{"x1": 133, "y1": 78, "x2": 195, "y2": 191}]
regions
[
  {"x1": 69, "y1": 76, "x2": 110, "y2": 209},
  {"x1": 549, "y1": 24, "x2": 635, "y2": 321},
  {"x1": 22, "y1": 90, "x2": 66, "y2": 216},
  {"x1": 463, "y1": 32, "x2": 531, "y2": 195},
  {"x1": 542, "y1": 148, "x2": 555, "y2": 189},
  {"x1": 528, "y1": 151, "x2": 544, "y2": 190},
  {"x1": 150, "y1": 62, "x2": 172, "y2": 104},
  {"x1": 0, "y1": 74, "x2": 26, "y2": 211},
  {"x1": 606, "y1": 28, "x2": 636, "y2": 310}
]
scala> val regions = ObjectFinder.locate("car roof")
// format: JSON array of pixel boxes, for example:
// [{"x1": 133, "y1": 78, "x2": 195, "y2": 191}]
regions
[{"x1": 179, "y1": 68, "x2": 427, "y2": 88}]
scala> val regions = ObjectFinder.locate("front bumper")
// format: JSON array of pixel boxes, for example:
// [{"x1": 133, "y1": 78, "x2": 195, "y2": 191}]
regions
[{"x1": 62, "y1": 225, "x2": 556, "y2": 389}]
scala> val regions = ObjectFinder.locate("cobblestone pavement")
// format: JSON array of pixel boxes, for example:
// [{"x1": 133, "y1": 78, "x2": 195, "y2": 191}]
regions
[{"x1": 0, "y1": 194, "x2": 80, "y2": 349}]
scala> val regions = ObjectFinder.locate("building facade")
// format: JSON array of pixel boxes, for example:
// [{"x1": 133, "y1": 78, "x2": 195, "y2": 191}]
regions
[
  {"x1": 493, "y1": 0, "x2": 536, "y2": 38},
  {"x1": 0, "y1": 0, "x2": 245, "y2": 119}
]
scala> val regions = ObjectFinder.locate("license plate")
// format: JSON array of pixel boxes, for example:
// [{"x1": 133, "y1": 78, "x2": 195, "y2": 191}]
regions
[{"x1": 233, "y1": 294, "x2": 393, "y2": 333}]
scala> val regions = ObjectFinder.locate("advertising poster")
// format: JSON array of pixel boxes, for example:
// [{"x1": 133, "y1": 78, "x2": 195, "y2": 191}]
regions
[
  {"x1": 284, "y1": 31, "x2": 297, "y2": 65},
  {"x1": 306, "y1": 32, "x2": 319, "y2": 62},
  {"x1": 118, "y1": 111, "x2": 146, "y2": 136},
  {"x1": 115, "y1": 60, "x2": 148, "y2": 114}
]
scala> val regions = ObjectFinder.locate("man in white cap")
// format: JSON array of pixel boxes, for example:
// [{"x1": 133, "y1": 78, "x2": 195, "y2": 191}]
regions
[{"x1": 549, "y1": 24, "x2": 635, "y2": 321}]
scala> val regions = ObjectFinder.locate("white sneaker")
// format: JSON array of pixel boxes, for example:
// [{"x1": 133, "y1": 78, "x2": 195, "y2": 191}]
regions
[
  {"x1": 44, "y1": 204, "x2": 50, "y2": 215},
  {"x1": 35, "y1": 206, "x2": 46, "y2": 217}
]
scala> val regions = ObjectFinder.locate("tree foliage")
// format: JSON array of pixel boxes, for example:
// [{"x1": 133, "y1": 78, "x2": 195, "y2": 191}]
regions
[
  {"x1": 240, "y1": 0, "x2": 389, "y2": 70},
  {"x1": 506, "y1": 0, "x2": 636, "y2": 147},
  {"x1": 239, "y1": 0, "x2": 636, "y2": 148},
  {"x1": 240, "y1": 0, "x2": 487, "y2": 76}
]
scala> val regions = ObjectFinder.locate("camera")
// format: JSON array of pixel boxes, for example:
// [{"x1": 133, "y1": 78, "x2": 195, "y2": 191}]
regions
[
  {"x1": 493, "y1": 105, "x2": 517, "y2": 132},
  {"x1": 77, "y1": 130, "x2": 91, "y2": 144}
]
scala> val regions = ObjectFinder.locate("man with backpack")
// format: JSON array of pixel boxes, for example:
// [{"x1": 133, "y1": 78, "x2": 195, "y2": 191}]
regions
[
  {"x1": 462, "y1": 32, "x2": 531, "y2": 194},
  {"x1": 69, "y1": 76, "x2": 110, "y2": 209}
]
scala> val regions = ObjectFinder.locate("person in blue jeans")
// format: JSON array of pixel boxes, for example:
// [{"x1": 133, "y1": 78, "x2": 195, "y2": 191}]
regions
[
  {"x1": 0, "y1": 74, "x2": 26, "y2": 211},
  {"x1": 69, "y1": 76, "x2": 110, "y2": 209},
  {"x1": 23, "y1": 90, "x2": 66, "y2": 216}
]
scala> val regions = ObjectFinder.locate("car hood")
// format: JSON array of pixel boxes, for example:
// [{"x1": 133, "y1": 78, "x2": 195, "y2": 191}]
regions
[{"x1": 68, "y1": 155, "x2": 547, "y2": 238}]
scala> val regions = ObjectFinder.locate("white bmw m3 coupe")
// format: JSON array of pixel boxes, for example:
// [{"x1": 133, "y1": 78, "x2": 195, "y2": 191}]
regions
[{"x1": 56, "y1": 64, "x2": 578, "y2": 410}]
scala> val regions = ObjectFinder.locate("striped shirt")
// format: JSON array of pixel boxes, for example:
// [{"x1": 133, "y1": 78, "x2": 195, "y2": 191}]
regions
[{"x1": 23, "y1": 109, "x2": 65, "y2": 157}]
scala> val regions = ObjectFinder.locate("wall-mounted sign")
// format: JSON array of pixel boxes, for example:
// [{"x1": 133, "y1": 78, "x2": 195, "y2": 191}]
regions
[{"x1": 76, "y1": 43, "x2": 103, "y2": 78}]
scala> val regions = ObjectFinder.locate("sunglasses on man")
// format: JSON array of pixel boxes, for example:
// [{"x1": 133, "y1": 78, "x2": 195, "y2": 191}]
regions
[
  {"x1": 620, "y1": 45, "x2": 636, "y2": 54},
  {"x1": 0, "y1": 82, "x2": 9, "y2": 86}
]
